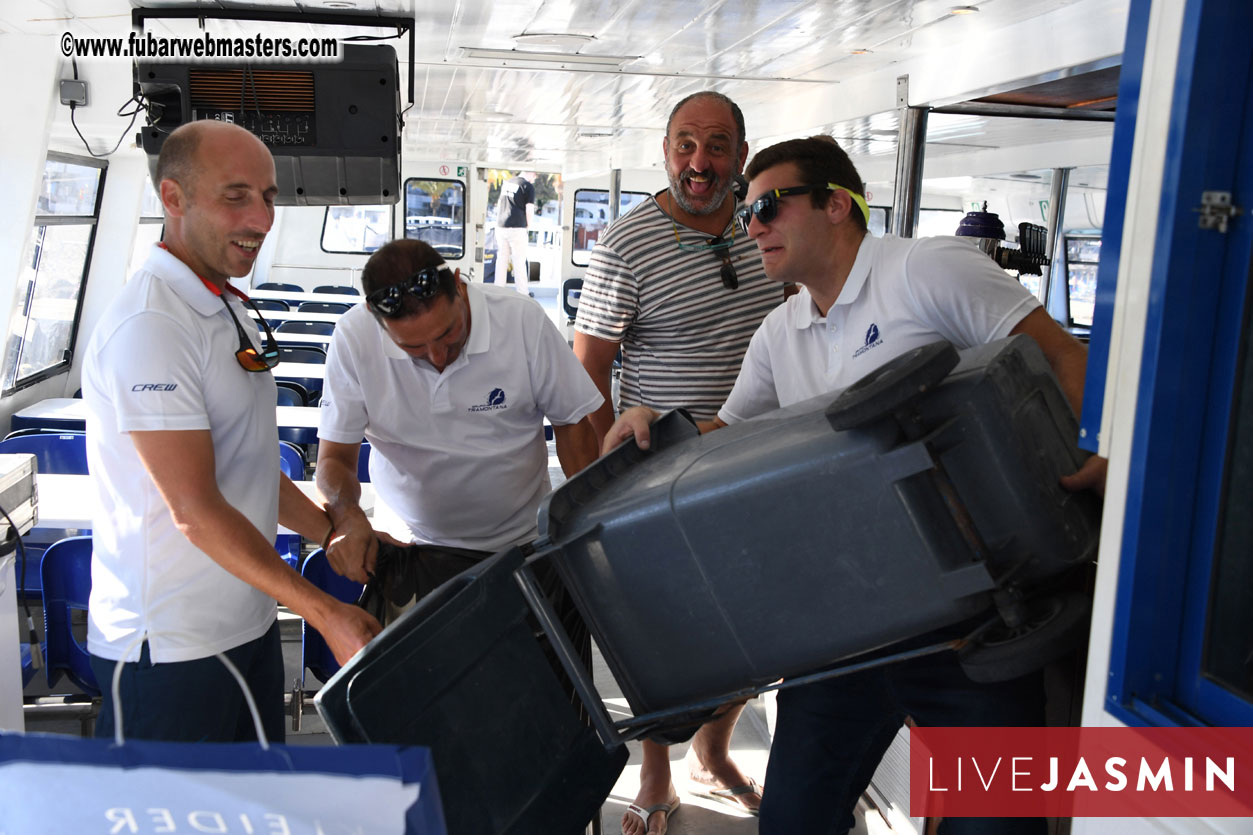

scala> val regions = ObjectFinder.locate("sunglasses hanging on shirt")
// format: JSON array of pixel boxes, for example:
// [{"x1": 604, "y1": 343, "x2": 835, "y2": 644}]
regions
[
  {"x1": 200, "y1": 277, "x2": 280, "y2": 372},
  {"x1": 669, "y1": 214, "x2": 739, "y2": 290}
]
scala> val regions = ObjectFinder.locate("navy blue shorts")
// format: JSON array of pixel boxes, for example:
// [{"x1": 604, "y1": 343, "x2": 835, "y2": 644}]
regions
[{"x1": 90, "y1": 620, "x2": 285, "y2": 744}]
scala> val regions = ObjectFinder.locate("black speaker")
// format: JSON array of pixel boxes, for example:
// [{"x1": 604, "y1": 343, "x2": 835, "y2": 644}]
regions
[{"x1": 136, "y1": 43, "x2": 400, "y2": 206}]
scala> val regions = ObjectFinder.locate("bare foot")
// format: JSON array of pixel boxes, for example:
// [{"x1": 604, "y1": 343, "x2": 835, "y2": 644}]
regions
[
  {"x1": 621, "y1": 782, "x2": 681, "y2": 832},
  {"x1": 622, "y1": 738, "x2": 682, "y2": 834},
  {"x1": 685, "y1": 746, "x2": 762, "y2": 814}
]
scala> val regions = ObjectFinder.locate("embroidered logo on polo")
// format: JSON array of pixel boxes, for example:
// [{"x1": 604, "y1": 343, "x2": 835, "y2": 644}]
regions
[
  {"x1": 131, "y1": 383, "x2": 178, "y2": 392},
  {"x1": 468, "y1": 388, "x2": 508, "y2": 412},
  {"x1": 852, "y1": 323, "x2": 883, "y2": 358}
]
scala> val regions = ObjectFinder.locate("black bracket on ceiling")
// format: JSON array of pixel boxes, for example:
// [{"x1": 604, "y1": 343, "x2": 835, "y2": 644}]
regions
[{"x1": 130, "y1": 7, "x2": 416, "y2": 114}]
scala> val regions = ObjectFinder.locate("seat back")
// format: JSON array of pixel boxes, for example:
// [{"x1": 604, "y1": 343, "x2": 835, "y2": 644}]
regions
[
  {"x1": 358, "y1": 440, "x2": 372, "y2": 483},
  {"x1": 276, "y1": 320, "x2": 336, "y2": 336},
  {"x1": 251, "y1": 298, "x2": 290, "y2": 311},
  {"x1": 256, "y1": 282, "x2": 302, "y2": 292},
  {"x1": 279, "y1": 346, "x2": 328, "y2": 365},
  {"x1": 300, "y1": 549, "x2": 364, "y2": 685},
  {"x1": 0, "y1": 433, "x2": 89, "y2": 474},
  {"x1": 276, "y1": 380, "x2": 310, "y2": 406},
  {"x1": 40, "y1": 536, "x2": 98, "y2": 694},
  {"x1": 276, "y1": 385, "x2": 303, "y2": 408},
  {"x1": 562, "y1": 278, "x2": 583, "y2": 321},
  {"x1": 312, "y1": 285, "x2": 360, "y2": 296},
  {"x1": 278, "y1": 441, "x2": 306, "y2": 480},
  {"x1": 298, "y1": 301, "x2": 352, "y2": 315}
]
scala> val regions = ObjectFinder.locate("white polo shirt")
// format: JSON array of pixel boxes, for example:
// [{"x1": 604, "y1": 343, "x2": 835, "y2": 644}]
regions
[
  {"x1": 84, "y1": 245, "x2": 280, "y2": 664},
  {"x1": 720, "y1": 234, "x2": 1041, "y2": 421},
  {"x1": 319, "y1": 281, "x2": 602, "y2": 551}
]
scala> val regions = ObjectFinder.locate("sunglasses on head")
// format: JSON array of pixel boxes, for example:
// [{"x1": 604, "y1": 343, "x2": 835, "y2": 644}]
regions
[
  {"x1": 366, "y1": 265, "x2": 453, "y2": 317},
  {"x1": 209, "y1": 283, "x2": 280, "y2": 373},
  {"x1": 735, "y1": 182, "x2": 871, "y2": 234}
]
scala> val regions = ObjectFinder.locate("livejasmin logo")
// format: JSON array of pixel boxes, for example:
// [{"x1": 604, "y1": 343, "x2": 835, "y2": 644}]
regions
[
  {"x1": 926, "y1": 753, "x2": 1234, "y2": 793},
  {"x1": 909, "y1": 726, "x2": 1253, "y2": 818}
]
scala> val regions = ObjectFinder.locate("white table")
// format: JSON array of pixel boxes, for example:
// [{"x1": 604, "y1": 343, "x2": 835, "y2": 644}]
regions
[
  {"x1": 11, "y1": 399, "x2": 323, "y2": 443},
  {"x1": 274, "y1": 363, "x2": 327, "y2": 381},
  {"x1": 10, "y1": 398, "x2": 88, "y2": 432},
  {"x1": 248, "y1": 309, "x2": 346, "y2": 324},
  {"x1": 35, "y1": 473, "x2": 374, "y2": 536},
  {"x1": 269, "y1": 332, "x2": 334, "y2": 347},
  {"x1": 250, "y1": 289, "x2": 362, "y2": 305}
]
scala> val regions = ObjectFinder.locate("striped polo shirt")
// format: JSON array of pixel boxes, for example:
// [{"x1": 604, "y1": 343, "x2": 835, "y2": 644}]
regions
[{"x1": 574, "y1": 196, "x2": 785, "y2": 421}]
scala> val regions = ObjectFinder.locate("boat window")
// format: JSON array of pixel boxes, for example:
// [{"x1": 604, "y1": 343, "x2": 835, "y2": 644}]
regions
[
  {"x1": 321, "y1": 204, "x2": 393, "y2": 255},
  {"x1": 1202, "y1": 310, "x2": 1253, "y2": 706},
  {"x1": 1063, "y1": 235, "x2": 1101, "y2": 329},
  {"x1": 403, "y1": 178, "x2": 464, "y2": 260},
  {"x1": 916, "y1": 208, "x2": 965, "y2": 239},
  {"x1": 127, "y1": 173, "x2": 165, "y2": 281},
  {"x1": 571, "y1": 189, "x2": 650, "y2": 267},
  {"x1": 2, "y1": 152, "x2": 104, "y2": 394},
  {"x1": 867, "y1": 206, "x2": 889, "y2": 237}
]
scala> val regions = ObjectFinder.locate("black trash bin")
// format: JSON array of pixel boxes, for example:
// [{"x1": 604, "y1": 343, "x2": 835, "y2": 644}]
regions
[
  {"x1": 317, "y1": 335, "x2": 1100, "y2": 828},
  {"x1": 315, "y1": 547, "x2": 627, "y2": 835},
  {"x1": 536, "y1": 334, "x2": 1100, "y2": 716}
]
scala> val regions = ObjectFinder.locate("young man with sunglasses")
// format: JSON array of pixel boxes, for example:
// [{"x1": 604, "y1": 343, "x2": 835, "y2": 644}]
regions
[
  {"x1": 574, "y1": 91, "x2": 784, "y2": 834},
  {"x1": 81, "y1": 120, "x2": 382, "y2": 743},
  {"x1": 313, "y1": 239, "x2": 601, "y2": 590},
  {"x1": 606, "y1": 135, "x2": 1105, "y2": 834}
]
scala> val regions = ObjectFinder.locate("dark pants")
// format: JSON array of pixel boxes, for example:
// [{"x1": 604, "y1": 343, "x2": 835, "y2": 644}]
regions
[
  {"x1": 758, "y1": 648, "x2": 1047, "y2": 835},
  {"x1": 90, "y1": 620, "x2": 285, "y2": 744}
]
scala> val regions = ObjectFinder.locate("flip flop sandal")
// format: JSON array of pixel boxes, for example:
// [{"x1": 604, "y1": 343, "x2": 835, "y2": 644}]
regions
[
  {"x1": 689, "y1": 778, "x2": 762, "y2": 816},
  {"x1": 623, "y1": 796, "x2": 680, "y2": 834}
]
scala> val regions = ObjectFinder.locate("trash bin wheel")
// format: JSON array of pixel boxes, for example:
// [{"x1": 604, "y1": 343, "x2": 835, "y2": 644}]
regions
[
  {"x1": 958, "y1": 591, "x2": 1091, "y2": 683},
  {"x1": 826, "y1": 340, "x2": 960, "y2": 431}
]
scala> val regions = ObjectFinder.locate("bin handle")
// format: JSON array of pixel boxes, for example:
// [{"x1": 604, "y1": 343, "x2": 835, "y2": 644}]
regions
[{"x1": 512, "y1": 558, "x2": 621, "y2": 749}]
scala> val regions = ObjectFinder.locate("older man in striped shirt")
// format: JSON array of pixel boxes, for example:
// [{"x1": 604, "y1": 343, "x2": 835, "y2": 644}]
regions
[{"x1": 574, "y1": 91, "x2": 786, "y2": 835}]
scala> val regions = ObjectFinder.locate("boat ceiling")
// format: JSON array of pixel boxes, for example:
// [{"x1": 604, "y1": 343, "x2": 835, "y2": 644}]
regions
[{"x1": 2, "y1": 0, "x2": 1128, "y2": 178}]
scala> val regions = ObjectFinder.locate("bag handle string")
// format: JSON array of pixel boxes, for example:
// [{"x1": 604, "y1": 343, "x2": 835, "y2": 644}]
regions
[{"x1": 110, "y1": 632, "x2": 270, "y2": 751}]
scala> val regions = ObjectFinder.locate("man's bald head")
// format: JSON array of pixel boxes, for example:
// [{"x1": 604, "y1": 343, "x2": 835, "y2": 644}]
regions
[{"x1": 155, "y1": 121, "x2": 269, "y2": 199}]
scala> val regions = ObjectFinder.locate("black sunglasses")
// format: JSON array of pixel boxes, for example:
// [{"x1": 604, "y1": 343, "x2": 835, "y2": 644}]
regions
[
  {"x1": 219, "y1": 292, "x2": 280, "y2": 372},
  {"x1": 735, "y1": 182, "x2": 871, "y2": 235},
  {"x1": 366, "y1": 265, "x2": 453, "y2": 317},
  {"x1": 711, "y1": 240, "x2": 739, "y2": 290}
]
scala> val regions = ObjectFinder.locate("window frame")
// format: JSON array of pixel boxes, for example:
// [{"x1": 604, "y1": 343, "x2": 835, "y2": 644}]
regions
[
  {"x1": 570, "y1": 188, "x2": 650, "y2": 267},
  {"x1": 1101, "y1": 0, "x2": 1253, "y2": 731},
  {"x1": 3, "y1": 151, "x2": 106, "y2": 395},
  {"x1": 401, "y1": 177, "x2": 466, "y2": 260},
  {"x1": 319, "y1": 204, "x2": 395, "y2": 256},
  {"x1": 1062, "y1": 233, "x2": 1101, "y2": 332}
]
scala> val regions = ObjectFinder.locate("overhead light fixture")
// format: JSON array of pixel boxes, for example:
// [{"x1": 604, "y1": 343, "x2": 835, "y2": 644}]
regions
[
  {"x1": 577, "y1": 130, "x2": 615, "y2": 139},
  {"x1": 949, "y1": 5, "x2": 980, "y2": 13},
  {"x1": 323, "y1": 1, "x2": 357, "y2": 8},
  {"x1": 513, "y1": 32, "x2": 595, "y2": 49},
  {"x1": 459, "y1": 47, "x2": 637, "y2": 71},
  {"x1": 850, "y1": 48, "x2": 873, "y2": 55}
]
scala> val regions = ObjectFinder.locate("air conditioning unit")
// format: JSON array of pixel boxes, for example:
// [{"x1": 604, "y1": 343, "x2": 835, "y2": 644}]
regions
[{"x1": 136, "y1": 43, "x2": 400, "y2": 206}]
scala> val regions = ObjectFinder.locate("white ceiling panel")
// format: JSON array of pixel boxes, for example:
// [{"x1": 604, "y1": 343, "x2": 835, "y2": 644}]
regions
[{"x1": 17, "y1": 0, "x2": 1127, "y2": 175}]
